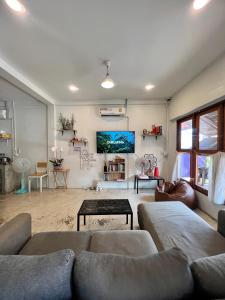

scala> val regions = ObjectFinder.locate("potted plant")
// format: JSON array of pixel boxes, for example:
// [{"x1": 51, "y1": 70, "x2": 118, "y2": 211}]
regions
[
  {"x1": 49, "y1": 158, "x2": 64, "y2": 170},
  {"x1": 59, "y1": 113, "x2": 75, "y2": 130},
  {"x1": 50, "y1": 146, "x2": 64, "y2": 170}
]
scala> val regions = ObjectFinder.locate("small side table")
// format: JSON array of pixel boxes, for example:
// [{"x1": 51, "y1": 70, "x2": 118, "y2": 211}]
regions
[
  {"x1": 52, "y1": 168, "x2": 70, "y2": 189},
  {"x1": 134, "y1": 175, "x2": 165, "y2": 194}
]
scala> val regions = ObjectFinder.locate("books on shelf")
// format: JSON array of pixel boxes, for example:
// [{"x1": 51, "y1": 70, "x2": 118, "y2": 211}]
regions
[{"x1": 103, "y1": 156, "x2": 126, "y2": 182}]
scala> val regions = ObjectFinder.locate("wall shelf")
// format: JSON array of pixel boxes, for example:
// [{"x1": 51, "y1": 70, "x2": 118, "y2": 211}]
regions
[
  {"x1": 70, "y1": 138, "x2": 88, "y2": 147},
  {"x1": 57, "y1": 129, "x2": 77, "y2": 136},
  {"x1": 104, "y1": 157, "x2": 126, "y2": 182},
  {"x1": 142, "y1": 134, "x2": 162, "y2": 140}
]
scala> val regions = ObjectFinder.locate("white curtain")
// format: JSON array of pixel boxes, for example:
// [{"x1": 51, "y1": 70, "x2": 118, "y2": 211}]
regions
[
  {"x1": 208, "y1": 152, "x2": 225, "y2": 205},
  {"x1": 171, "y1": 153, "x2": 181, "y2": 181}
]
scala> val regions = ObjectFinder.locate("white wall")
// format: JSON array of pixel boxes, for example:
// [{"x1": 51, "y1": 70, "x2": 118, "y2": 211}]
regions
[
  {"x1": 168, "y1": 52, "x2": 225, "y2": 219},
  {"x1": 0, "y1": 77, "x2": 47, "y2": 172},
  {"x1": 55, "y1": 101, "x2": 167, "y2": 189},
  {"x1": 169, "y1": 52, "x2": 225, "y2": 120}
]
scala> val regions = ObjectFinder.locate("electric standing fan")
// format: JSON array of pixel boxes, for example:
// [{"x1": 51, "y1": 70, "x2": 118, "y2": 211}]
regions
[
  {"x1": 12, "y1": 158, "x2": 31, "y2": 194},
  {"x1": 144, "y1": 154, "x2": 157, "y2": 175},
  {"x1": 135, "y1": 157, "x2": 150, "y2": 179}
]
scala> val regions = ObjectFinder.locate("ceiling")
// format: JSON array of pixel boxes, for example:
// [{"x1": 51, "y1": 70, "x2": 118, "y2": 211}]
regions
[{"x1": 0, "y1": 0, "x2": 225, "y2": 103}]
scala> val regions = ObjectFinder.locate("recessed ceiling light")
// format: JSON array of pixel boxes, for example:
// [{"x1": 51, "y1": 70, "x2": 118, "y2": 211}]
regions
[
  {"x1": 68, "y1": 85, "x2": 79, "y2": 92},
  {"x1": 193, "y1": 0, "x2": 210, "y2": 10},
  {"x1": 5, "y1": 0, "x2": 26, "y2": 13},
  {"x1": 145, "y1": 84, "x2": 155, "y2": 91}
]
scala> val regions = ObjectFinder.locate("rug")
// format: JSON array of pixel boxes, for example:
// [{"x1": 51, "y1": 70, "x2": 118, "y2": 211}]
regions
[{"x1": 58, "y1": 214, "x2": 136, "y2": 231}]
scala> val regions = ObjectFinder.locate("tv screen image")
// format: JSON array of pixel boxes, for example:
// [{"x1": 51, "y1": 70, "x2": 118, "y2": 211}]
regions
[{"x1": 97, "y1": 131, "x2": 135, "y2": 153}]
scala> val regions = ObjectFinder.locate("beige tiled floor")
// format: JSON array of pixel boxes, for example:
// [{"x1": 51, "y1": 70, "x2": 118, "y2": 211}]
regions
[{"x1": 0, "y1": 188, "x2": 217, "y2": 233}]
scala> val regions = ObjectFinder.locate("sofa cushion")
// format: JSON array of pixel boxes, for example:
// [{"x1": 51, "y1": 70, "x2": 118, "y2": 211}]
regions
[
  {"x1": 138, "y1": 201, "x2": 225, "y2": 262},
  {"x1": 0, "y1": 249, "x2": 74, "y2": 300},
  {"x1": 0, "y1": 213, "x2": 31, "y2": 255},
  {"x1": 191, "y1": 253, "x2": 225, "y2": 299},
  {"x1": 90, "y1": 230, "x2": 158, "y2": 256},
  {"x1": 20, "y1": 231, "x2": 91, "y2": 255},
  {"x1": 74, "y1": 247, "x2": 194, "y2": 300}
]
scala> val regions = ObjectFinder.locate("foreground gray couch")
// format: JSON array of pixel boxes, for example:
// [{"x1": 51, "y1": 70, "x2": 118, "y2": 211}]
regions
[
  {"x1": 138, "y1": 201, "x2": 225, "y2": 262},
  {"x1": 0, "y1": 213, "x2": 157, "y2": 257},
  {"x1": 0, "y1": 204, "x2": 225, "y2": 300}
]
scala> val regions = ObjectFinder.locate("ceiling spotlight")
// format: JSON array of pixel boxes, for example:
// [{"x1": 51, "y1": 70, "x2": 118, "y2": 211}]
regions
[
  {"x1": 68, "y1": 85, "x2": 79, "y2": 92},
  {"x1": 193, "y1": 0, "x2": 210, "y2": 10},
  {"x1": 101, "y1": 60, "x2": 115, "y2": 89},
  {"x1": 5, "y1": 0, "x2": 26, "y2": 13},
  {"x1": 145, "y1": 84, "x2": 155, "y2": 91}
]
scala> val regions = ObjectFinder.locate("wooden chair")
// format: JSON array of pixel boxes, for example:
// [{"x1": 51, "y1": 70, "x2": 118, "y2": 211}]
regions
[{"x1": 28, "y1": 162, "x2": 49, "y2": 193}]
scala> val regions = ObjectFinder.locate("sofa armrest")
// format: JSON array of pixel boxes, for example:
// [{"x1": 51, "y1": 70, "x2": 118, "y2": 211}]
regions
[
  {"x1": 218, "y1": 210, "x2": 225, "y2": 238},
  {"x1": 0, "y1": 213, "x2": 31, "y2": 254}
]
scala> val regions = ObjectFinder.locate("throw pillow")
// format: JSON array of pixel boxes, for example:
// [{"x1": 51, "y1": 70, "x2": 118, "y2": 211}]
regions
[
  {"x1": 0, "y1": 249, "x2": 75, "y2": 300},
  {"x1": 74, "y1": 247, "x2": 194, "y2": 300},
  {"x1": 191, "y1": 253, "x2": 225, "y2": 299}
]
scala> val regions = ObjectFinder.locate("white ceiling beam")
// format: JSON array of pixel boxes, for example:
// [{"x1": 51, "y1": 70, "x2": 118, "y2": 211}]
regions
[{"x1": 0, "y1": 57, "x2": 56, "y2": 105}]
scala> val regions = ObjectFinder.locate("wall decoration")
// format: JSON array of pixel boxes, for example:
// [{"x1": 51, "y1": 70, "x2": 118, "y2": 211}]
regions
[
  {"x1": 73, "y1": 145, "x2": 96, "y2": 169},
  {"x1": 58, "y1": 113, "x2": 75, "y2": 130},
  {"x1": 70, "y1": 136, "x2": 88, "y2": 147},
  {"x1": 80, "y1": 149, "x2": 96, "y2": 169},
  {"x1": 142, "y1": 125, "x2": 162, "y2": 140},
  {"x1": 143, "y1": 129, "x2": 147, "y2": 135}
]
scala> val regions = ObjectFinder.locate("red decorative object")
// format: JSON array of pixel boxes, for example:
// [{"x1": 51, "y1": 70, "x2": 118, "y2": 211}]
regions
[
  {"x1": 141, "y1": 125, "x2": 162, "y2": 138},
  {"x1": 154, "y1": 166, "x2": 159, "y2": 177}
]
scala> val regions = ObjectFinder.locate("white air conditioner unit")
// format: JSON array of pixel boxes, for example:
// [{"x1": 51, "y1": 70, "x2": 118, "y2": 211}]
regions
[{"x1": 99, "y1": 107, "x2": 126, "y2": 117}]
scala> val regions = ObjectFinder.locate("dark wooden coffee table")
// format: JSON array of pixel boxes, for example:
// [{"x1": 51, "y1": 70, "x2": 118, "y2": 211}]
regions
[{"x1": 77, "y1": 199, "x2": 133, "y2": 231}]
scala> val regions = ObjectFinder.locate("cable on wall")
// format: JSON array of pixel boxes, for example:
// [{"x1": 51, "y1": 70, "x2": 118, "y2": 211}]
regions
[{"x1": 125, "y1": 98, "x2": 130, "y2": 190}]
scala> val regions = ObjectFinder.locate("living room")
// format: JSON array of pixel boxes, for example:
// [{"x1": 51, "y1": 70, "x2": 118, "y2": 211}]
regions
[{"x1": 1, "y1": 0, "x2": 225, "y2": 299}]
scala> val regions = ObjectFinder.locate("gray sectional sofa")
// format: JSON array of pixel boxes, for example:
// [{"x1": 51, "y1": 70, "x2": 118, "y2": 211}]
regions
[
  {"x1": 0, "y1": 213, "x2": 157, "y2": 257},
  {"x1": 0, "y1": 201, "x2": 225, "y2": 300},
  {"x1": 138, "y1": 201, "x2": 225, "y2": 262}
]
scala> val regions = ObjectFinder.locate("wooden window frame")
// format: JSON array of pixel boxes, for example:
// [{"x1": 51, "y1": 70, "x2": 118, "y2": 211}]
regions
[
  {"x1": 177, "y1": 116, "x2": 194, "y2": 152},
  {"x1": 196, "y1": 105, "x2": 222, "y2": 154},
  {"x1": 177, "y1": 102, "x2": 224, "y2": 195}
]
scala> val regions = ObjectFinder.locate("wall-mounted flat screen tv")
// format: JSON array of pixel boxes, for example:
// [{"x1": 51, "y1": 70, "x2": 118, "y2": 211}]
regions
[{"x1": 97, "y1": 131, "x2": 135, "y2": 153}]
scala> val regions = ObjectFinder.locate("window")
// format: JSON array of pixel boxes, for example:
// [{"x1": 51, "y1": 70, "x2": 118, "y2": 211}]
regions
[
  {"x1": 180, "y1": 119, "x2": 193, "y2": 150},
  {"x1": 178, "y1": 153, "x2": 191, "y2": 181},
  {"x1": 198, "y1": 109, "x2": 219, "y2": 151},
  {"x1": 177, "y1": 117, "x2": 193, "y2": 183},
  {"x1": 177, "y1": 103, "x2": 223, "y2": 195},
  {"x1": 196, "y1": 154, "x2": 210, "y2": 190}
]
